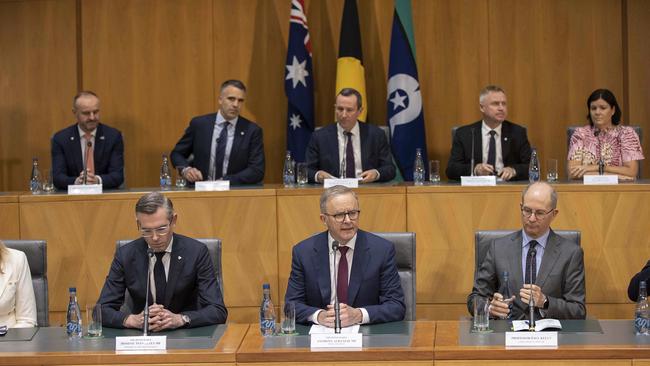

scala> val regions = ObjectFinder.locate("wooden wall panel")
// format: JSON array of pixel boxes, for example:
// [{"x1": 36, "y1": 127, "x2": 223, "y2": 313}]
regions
[{"x1": 0, "y1": 0, "x2": 77, "y2": 191}]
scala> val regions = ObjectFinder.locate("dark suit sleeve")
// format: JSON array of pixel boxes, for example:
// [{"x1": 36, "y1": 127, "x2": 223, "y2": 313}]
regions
[
  {"x1": 305, "y1": 133, "x2": 325, "y2": 183},
  {"x1": 510, "y1": 127, "x2": 532, "y2": 180},
  {"x1": 546, "y1": 246, "x2": 586, "y2": 319},
  {"x1": 51, "y1": 135, "x2": 77, "y2": 189},
  {"x1": 285, "y1": 245, "x2": 321, "y2": 324},
  {"x1": 372, "y1": 128, "x2": 396, "y2": 182},
  {"x1": 446, "y1": 128, "x2": 472, "y2": 180},
  {"x1": 364, "y1": 243, "x2": 405, "y2": 323},
  {"x1": 183, "y1": 245, "x2": 228, "y2": 327},
  {"x1": 224, "y1": 125, "x2": 265, "y2": 184},
  {"x1": 170, "y1": 119, "x2": 196, "y2": 170},
  {"x1": 628, "y1": 260, "x2": 650, "y2": 301},
  {"x1": 97, "y1": 250, "x2": 129, "y2": 328},
  {"x1": 99, "y1": 131, "x2": 125, "y2": 189}
]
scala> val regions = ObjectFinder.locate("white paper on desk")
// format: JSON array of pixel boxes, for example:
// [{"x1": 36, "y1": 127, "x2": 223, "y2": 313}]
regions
[
  {"x1": 309, "y1": 324, "x2": 360, "y2": 334},
  {"x1": 511, "y1": 318, "x2": 562, "y2": 332}
]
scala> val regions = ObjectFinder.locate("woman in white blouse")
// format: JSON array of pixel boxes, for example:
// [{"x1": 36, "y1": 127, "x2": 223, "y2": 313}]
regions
[{"x1": 0, "y1": 241, "x2": 37, "y2": 327}]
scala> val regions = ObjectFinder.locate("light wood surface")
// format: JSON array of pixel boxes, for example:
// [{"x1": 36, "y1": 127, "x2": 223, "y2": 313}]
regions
[{"x1": 0, "y1": 194, "x2": 19, "y2": 239}]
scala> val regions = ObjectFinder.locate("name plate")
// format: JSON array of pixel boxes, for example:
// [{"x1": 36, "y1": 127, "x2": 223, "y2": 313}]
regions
[
  {"x1": 115, "y1": 335, "x2": 166, "y2": 351},
  {"x1": 310, "y1": 333, "x2": 362, "y2": 349},
  {"x1": 195, "y1": 180, "x2": 230, "y2": 191},
  {"x1": 505, "y1": 331, "x2": 558, "y2": 348},
  {"x1": 323, "y1": 178, "x2": 359, "y2": 188},
  {"x1": 68, "y1": 184, "x2": 102, "y2": 195},
  {"x1": 584, "y1": 175, "x2": 618, "y2": 185},
  {"x1": 461, "y1": 176, "x2": 496, "y2": 186}
]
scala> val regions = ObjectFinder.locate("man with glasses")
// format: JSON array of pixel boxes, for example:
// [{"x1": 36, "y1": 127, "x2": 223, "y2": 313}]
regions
[
  {"x1": 97, "y1": 192, "x2": 227, "y2": 330},
  {"x1": 285, "y1": 185, "x2": 405, "y2": 327},
  {"x1": 467, "y1": 182, "x2": 586, "y2": 320}
]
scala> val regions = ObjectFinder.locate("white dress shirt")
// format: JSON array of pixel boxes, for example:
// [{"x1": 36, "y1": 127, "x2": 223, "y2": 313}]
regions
[
  {"x1": 208, "y1": 111, "x2": 238, "y2": 180},
  {"x1": 481, "y1": 121, "x2": 504, "y2": 174},
  {"x1": 148, "y1": 237, "x2": 174, "y2": 303}
]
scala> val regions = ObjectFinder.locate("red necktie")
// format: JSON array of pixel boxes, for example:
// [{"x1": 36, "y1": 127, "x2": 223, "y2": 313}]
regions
[
  {"x1": 337, "y1": 246, "x2": 349, "y2": 304},
  {"x1": 84, "y1": 133, "x2": 95, "y2": 174}
]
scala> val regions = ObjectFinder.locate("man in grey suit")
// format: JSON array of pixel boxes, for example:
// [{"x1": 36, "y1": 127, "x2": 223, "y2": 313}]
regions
[{"x1": 467, "y1": 182, "x2": 586, "y2": 320}]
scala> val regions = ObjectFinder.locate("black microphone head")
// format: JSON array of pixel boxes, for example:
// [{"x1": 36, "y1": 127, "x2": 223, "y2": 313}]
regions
[
  {"x1": 147, "y1": 248, "x2": 154, "y2": 257},
  {"x1": 594, "y1": 128, "x2": 600, "y2": 137},
  {"x1": 87, "y1": 141, "x2": 93, "y2": 147},
  {"x1": 331, "y1": 241, "x2": 339, "y2": 251},
  {"x1": 530, "y1": 248, "x2": 537, "y2": 257}
]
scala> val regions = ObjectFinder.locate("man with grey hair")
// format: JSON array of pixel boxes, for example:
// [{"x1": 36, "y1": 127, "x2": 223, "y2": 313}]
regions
[
  {"x1": 98, "y1": 191, "x2": 227, "y2": 330},
  {"x1": 171, "y1": 79, "x2": 265, "y2": 184},
  {"x1": 285, "y1": 185, "x2": 405, "y2": 327},
  {"x1": 468, "y1": 182, "x2": 586, "y2": 320},
  {"x1": 446, "y1": 85, "x2": 531, "y2": 181}
]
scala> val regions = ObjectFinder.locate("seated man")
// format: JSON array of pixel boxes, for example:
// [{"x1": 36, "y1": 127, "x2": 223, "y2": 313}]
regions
[
  {"x1": 305, "y1": 88, "x2": 395, "y2": 183},
  {"x1": 446, "y1": 85, "x2": 531, "y2": 181},
  {"x1": 468, "y1": 182, "x2": 586, "y2": 320},
  {"x1": 628, "y1": 260, "x2": 650, "y2": 301},
  {"x1": 51, "y1": 91, "x2": 124, "y2": 189},
  {"x1": 285, "y1": 185, "x2": 405, "y2": 327},
  {"x1": 171, "y1": 79, "x2": 265, "y2": 185},
  {"x1": 97, "y1": 192, "x2": 227, "y2": 330}
]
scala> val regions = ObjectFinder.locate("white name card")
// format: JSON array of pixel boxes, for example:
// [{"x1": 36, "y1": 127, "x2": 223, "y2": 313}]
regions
[
  {"x1": 115, "y1": 335, "x2": 166, "y2": 351},
  {"x1": 323, "y1": 178, "x2": 359, "y2": 188},
  {"x1": 584, "y1": 175, "x2": 618, "y2": 185},
  {"x1": 68, "y1": 184, "x2": 102, "y2": 195},
  {"x1": 195, "y1": 180, "x2": 230, "y2": 191},
  {"x1": 461, "y1": 176, "x2": 496, "y2": 186},
  {"x1": 505, "y1": 331, "x2": 558, "y2": 348},
  {"x1": 310, "y1": 333, "x2": 362, "y2": 349}
]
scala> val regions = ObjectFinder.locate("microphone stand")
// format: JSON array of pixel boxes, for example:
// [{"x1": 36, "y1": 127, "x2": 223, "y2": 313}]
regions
[
  {"x1": 82, "y1": 141, "x2": 92, "y2": 184},
  {"x1": 595, "y1": 128, "x2": 605, "y2": 175},
  {"x1": 331, "y1": 241, "x2": 341, "y2": 334},
  {"x1": 470, "y1": 128, "x2": 475, "y2": 176},
  {"x1": 143, "y1": 248, "x2": 154, "y2": 336},
  {"x1": 528, "y1": 248, "x2": 537, "y2": 331}
]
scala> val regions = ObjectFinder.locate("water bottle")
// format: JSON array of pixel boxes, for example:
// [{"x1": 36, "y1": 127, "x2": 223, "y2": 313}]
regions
[
  {"x1": 283, "y1": 151, "x2": 295, "y2": 187},
  {"x1": 29, "y1": 157, "x2": 42, "y2": 193},
  {"x1": 260, "y1": 283, "x2": 276, "y2": 336},
  {"x1": 413, "y1": 148, "x2": 425, "y2": 185},
  {"x1": 66, "y1": 287, "x2": 82, "y2": 338},
  {"x1": 528, "y1": 147, "x2": 540, "y2": 183},
  {"x1": 160, "y1": 154, "x2": 172, "y2": 189},
  {"x1": 635, "y1": 281, "x2": 650, "y2": 335},
  {"x1": 499, "y1": 271, "x2": 513, "y2": 319}
]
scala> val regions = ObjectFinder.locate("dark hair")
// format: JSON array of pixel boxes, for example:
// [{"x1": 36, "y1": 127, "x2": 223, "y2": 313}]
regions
[
  {"x1": 586, "y1": 89, "x2": 621, "y2": 126},
  {"x1": 72, "y1": 91, "x2": 99, "y2": 109},
  {"x1": 337, "y1": 88, "x2": 363, "y2": 109},
  {"x1": 220, "y1": 79, "x2": 247, "y2": 93},
  {"x1": 135, "y1": 191, "x2": 174, "y2": 221}
]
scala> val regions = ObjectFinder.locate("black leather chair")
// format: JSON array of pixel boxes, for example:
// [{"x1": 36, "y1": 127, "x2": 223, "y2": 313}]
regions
[
  {"x1": 372, "y1": 232, "x2": 416, "y2": 321},
  {"x1": 3, "y1": 240, "x2": 49, "y2": 326},
  {"x1": 115, "y1": 238, "x2": 223, "y2": 313},
  {"x1": 567, "y1": 125, "x2": 642, "y2": 179},
  {"x1": 474, "y1": 230, "x2": 581, "y2": 280}
]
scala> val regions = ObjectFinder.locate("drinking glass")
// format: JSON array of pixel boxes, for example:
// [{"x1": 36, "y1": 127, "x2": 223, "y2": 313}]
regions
[
  {"x1": 546, "y1": 159, "x2": 558, "y2": 182},
  {"x1": 84, "y1": 303, "x2": 102, "y2": 338},
  {"x1": 429, "y1": 160, "x2": 440, "y2": 183},
  {"x1": 472, "y1": 296, "x2": 491, "y2": 333},
  {"x1": 296, "y1": 163, "x2": 308, "y2": 185},
  {"x1": 281, "y1": 302, "x2": 296, "y2": 335}
]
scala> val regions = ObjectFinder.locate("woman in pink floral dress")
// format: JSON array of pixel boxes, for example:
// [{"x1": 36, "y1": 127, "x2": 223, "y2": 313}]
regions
[{"x1": 568, "y1": 89, "x2": 644, "y2": 181}]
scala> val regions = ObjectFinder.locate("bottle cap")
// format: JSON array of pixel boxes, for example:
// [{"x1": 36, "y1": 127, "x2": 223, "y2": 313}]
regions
[
  {"x1": 262, "y1": 283, "x2": 270, "y2": 289},
  {"x1": 69, "y1": 287, "x2": 76, "y2": 292}
]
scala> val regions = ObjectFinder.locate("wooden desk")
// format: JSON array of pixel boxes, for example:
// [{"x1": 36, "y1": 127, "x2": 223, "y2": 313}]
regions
[
  {"x1": 237, "y1": 321, "x2": 435, "y2": 365},
  {"x1": 0, "y1": 192, "x2": 19, "y2": 238}
]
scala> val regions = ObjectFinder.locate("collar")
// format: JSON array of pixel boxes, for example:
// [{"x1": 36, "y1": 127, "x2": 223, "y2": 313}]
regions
[
  {"x1": 481, "y1": 120, "x2": 502, "y2": 136},
  {"x1": 327, "y1": 232, "x2": 357, "y2": 254},
  {"x1": 149, "y1": 235, "x2": 174, "y2": 255},
  {"x1": 216, "y1": 110, "x2": 239, "y2": 128},
  {"x1": 522, "y1": 229, "x2": 550, "y2": 249},
  {"x1": 77, "y1": 125, "x2": 97, "y2": 138},
  {"x1": 337, "y1": 121, "x2": 360, "y2": 137}
]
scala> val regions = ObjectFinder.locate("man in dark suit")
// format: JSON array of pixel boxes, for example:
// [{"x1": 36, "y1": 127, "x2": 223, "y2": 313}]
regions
[
  {"x1": 51, "y1": 91, "x2": 124, "y2": 189},
  {"x1": 446, "y1": 85, "x2": 532, "y2": 181},
  {"x1": 285, "y1": 185, "x2": 405, "y2": 327},
  {"x1": 171, "y1": 79, "x2": 264, "y2": 185},
  {"x1": 468, "y1": 182, "x2": 586, "y2": 320},
  {"x1": 305, "y1": 88, "x2": 395, "y2": 183},
  {"x1": 97, "y1": 192, "x2": 227, "y2": 330}
]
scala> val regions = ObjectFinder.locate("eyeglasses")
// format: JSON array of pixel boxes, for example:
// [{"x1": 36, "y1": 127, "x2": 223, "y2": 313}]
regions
[
  {"x1": 139, "y1": 224, "x2": 171, "y2": 237},
  {"x1": 323, "y1": 210, "x2": 361, "y2": 223},
  {"x1": 520, "y1": 204, "x2": 554, "y2": 219}
]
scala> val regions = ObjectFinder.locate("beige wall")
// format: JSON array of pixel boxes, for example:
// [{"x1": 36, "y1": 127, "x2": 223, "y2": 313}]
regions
[{"x1": 1, "y1": 0, "x2": 648, "y2": 191}]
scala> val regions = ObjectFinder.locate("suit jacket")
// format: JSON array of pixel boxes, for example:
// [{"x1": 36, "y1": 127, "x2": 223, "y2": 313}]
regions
[
  {"x1": 305, "y1": 123, "x2": 395, "y2": 183},
  {"x1": 628, "y1": 260, "x2": 650, "y2": 301},
  {"x1": 467, "y1": 230, "x2": 586, "y2": 320},
  {"x1": 285, "y1": 230, "x2": 405, "y2": 325},
  {"x1": 446, "y1": 120, "x2": 532, "y2": 180},
  {"x1": 97, "y1": 234, "x2": 227, "y2": 328},
  {"x1": 170, "y1": 113, "x2": 265, "y2": 185},
  {"x1": 51, "y1": 123, "x2": 125, "y2": 189},
  {"x1": 0, "y1": 248, "x2": 37, "y2": 328}
]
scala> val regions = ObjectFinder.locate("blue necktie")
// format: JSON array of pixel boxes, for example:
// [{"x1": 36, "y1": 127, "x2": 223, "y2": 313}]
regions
[{"x1": 213, "y1": 122, "x2": 229, "y2": 179}]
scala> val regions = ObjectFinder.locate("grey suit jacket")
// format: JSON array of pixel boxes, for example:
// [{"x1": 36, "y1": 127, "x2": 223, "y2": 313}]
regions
[{"x1": 467, "y1": 230, "x2": 586, "y2": 319}]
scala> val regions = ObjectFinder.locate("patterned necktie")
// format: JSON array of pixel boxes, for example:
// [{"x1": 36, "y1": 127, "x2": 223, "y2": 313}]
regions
[
  {"x1": 525, "y1": 240, "x2": 538, "y2": 284},
  {"x1": 213, "y1": 122, "x2": 230, "y2": 179},
  {"x1": 154, "y1": 252, "x2": 167, "y2": 305},
  {"x1": 487, "y1": 130, "x2": 496, "y2": 169},
  {"x1": 344, "y1": 132, "x2": 355, "y2": 178},
  {"x1": 84, "y1": 133, "x2": 95, "y2": 174},
  {"x1": 337, "y1": 246, "x2": 350, "y2": 304}
]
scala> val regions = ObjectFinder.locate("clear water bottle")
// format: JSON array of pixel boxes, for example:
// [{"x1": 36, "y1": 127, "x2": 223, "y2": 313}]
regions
[
  {"x1": 29, "y1": 157, "x2": 42, "y2": 193},
  {"x1": 160, "y1": 154, "x2": 172, "y2": 189},
  {"x1": 283, "y1": 151, "x2": 295, "y2": 187},
  {"x1": 260, "y1": 283, "x2": 276, "y2": 336},
  {"x1": 635, "y1": 281, "x2": 650, "y2": 335},
  {"x1": 499, "y1": 271, "x2": 513, "y2": 319},
  {"x1": 413, "y1": 148, "x2": 425, "y2": 185},
  {"x1": 528, "y1": 147, "x2": 540, "y2": 183},
  {"x1": 66, "y1": 287, "x2": 82, "y2": 338}
]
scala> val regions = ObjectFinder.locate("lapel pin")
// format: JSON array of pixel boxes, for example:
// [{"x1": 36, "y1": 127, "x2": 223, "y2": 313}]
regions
[
  {"x1": 178, "y1": 256, "x2": 182, "y2": 260},
  {"x1": 504, "y1": 137, "x2": 508, "y2": 141},
  {"x1": 240, "y1": 131, "x2": 245, "y2": 136},
  {"x1": 100, "y1": 136, "x2": 105, "y2": 140},
  {"x1": 70, "y1": 136, "x2": 75, "y2": 141}
]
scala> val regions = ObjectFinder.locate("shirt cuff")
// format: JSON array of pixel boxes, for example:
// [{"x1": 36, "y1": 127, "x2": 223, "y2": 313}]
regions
[
  {"x1": 373, "y1": 169, "x2": 380, "y2": 181},
  {"x1": 309, "y1": 309, "x2": 323, "y2": 324},
  {"x1": 360, "y1": 308, "x2": 370, "y2": 324}
]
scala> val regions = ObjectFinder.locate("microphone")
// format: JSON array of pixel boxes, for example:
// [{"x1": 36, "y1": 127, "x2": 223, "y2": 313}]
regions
[
  {"x1": 331, "y1": 240, "x2": 342, "y2": 334},
  {"x1": 82, "y1": 141, "x2": 92, "y2": 185},
  {"x1": 594, "y1": 128, "x2": 605, "y2": 175},
  {"x1": 470, "y1": 128, "x2": 476, "y2": 176},
  {"x1": 340, "y1": 157, "x2": 347, "y2": 179},
  {"x1": 528, "y1": 247, "x2": 537, "y2": 331},
  {"x1": 143, "y1": 248, "x2": 154, "y2": 336}
]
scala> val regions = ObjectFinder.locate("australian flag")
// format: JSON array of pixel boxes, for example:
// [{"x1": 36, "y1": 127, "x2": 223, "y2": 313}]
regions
[
  {"x1": 285, "y1": 0, "x2": 314, "y2": 162},
  {"x1": 387, "y1": 0, "x2": 428, "y2": 181}
]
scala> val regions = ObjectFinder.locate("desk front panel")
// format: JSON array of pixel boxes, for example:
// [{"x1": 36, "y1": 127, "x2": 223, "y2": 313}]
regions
[{"x1": 0, "y1": 194, "x2": 19, "y2": 239}]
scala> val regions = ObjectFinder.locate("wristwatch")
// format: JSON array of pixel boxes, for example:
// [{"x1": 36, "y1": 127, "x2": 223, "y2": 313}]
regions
[
  {"x1": 181, "y1": 314, "x2": 190, "y2": 326},
  {"x1": 542, "y1": 296, "x2": 549, "y2": 309}
]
